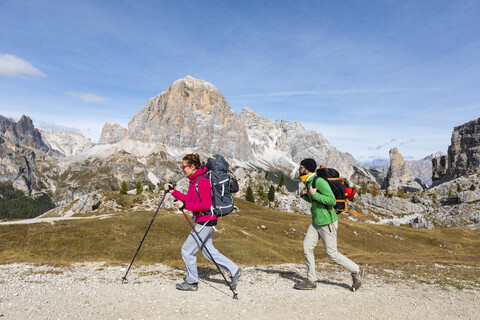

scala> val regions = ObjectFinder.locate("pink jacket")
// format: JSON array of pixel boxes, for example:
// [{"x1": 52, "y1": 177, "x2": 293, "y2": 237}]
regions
[{"x1": 171, "y1": 167, "x2": 216, "y2": 223}]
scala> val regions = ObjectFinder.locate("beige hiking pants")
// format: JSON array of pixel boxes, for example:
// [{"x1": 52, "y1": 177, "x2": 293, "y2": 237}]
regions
[{"x1": 303, "y1": 221, "x2": 360, "y2": 282}]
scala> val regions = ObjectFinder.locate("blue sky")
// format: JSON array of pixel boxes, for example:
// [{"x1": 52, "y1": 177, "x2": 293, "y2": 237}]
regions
[{"x1": 1, "y1": 0, "x2": 479, "y2": 161}]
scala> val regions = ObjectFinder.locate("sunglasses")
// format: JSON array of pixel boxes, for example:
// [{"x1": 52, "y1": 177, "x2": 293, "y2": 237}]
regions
[{"x1": 181, "y1": 164, "x2": 191, "y2": 171}]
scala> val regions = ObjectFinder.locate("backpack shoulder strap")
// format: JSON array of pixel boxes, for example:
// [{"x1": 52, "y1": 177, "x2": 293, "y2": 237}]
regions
[
  {"x1": 307, "y1": 175, "x2": 320, "y2": 203},
  {"x1": 195, "y1": 179, "x2": 200, "y2": 201},
  {"x1": 312, "y1": 176, "x2": 318, "y2": 189},
  {"x1": 194, "y1": 176, "x2": 215, "y2": 218},
  {"x1": 194, "y1": 176, "x2": 210, "y2": 201}
]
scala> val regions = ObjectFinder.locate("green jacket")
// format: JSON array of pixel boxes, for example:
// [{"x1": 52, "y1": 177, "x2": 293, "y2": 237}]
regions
[{"x1": 301, "y1": 173, "x2": 338, "y2": 226}]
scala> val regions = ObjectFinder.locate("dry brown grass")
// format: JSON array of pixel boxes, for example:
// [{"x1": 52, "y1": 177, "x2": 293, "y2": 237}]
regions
[{"x1": 1, "y1": 198, "x2": 479, "y2": 288}]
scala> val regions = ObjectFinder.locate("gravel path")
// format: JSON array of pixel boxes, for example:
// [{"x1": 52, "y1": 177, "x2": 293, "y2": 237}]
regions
[{"x1": 0, "y1": 262, "x2": 478, "y2": 319}]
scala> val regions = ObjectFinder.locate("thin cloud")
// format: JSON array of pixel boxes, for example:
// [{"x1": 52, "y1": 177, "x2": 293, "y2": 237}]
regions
[
  {"x1": 67, "y1": 92, "x2": 110, "y2": 103},
  {"x1": 368, "y1": 138, "x2": 416, "y2": 150},
  {"x1": 0, "y1": 54, "x2": 46, "y2": 78},
  {"x1": 232, "y1": 88, "x2": 443, "y2": 99},
  {"x1": 369, "y1": 145, "x2": 383, "y2": 150},
  {"x1": 36, "y1": 121, "x2": 81, "y2": 133},
  {"x1": 399, "y1": 139, "x2": 416, "y2": 146}
]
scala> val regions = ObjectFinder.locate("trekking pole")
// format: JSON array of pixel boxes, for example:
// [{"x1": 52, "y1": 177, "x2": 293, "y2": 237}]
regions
[
  {"x1": 122, "y1": 190, "x2": 170, "y2": 283},
  {"x1": 179, "y1": 209, "x2": 238, "y2": 300}
]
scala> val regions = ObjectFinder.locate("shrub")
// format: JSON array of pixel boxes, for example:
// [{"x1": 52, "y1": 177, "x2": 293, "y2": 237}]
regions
[
  {"x1": 136, "y1": 181, "x2": 143, "y2": 194},
  {"x1": 396, "y1": 189, "x2": 407, "y2": 199},
  {"x1": 120, "y1": 181, "x2": 128, "y2": 194},
  {"x1": 245, "y1": 186, "x2": 255, "y2": 203},
  {"x1": 359, "y1": 181, "x2": 368, "y2": 195},
  {"x1": 267, "y1": 185, "x2": 275, "y2": 202},
  {"x1": 258, "y1": 185, "x2": 266, "y2": 200},
  {"x1": 157, "y1": 181, "x2": 165, "y2": 193},
  {"x1": 279, "y1": 173, "x2": 285, "y2": 188},
  {"x1": 371, "y1": 184, "x2": 380, "y2": 197}
]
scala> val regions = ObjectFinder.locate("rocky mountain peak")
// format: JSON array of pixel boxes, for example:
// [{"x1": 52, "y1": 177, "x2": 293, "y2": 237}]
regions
[
  {"x1": 99, "y1": 123, "x2": 127, "y2": 144},
  {"x1": 433, "y1": 117, "x2": 480, "y2": 185},
  {"x1": 383, "y1": 148, "x2": 423, "y2": 192},
  {"x1": 0, "y1": 114, "x2": 58, "y2": 156},
  {"x1": 127, "y1": 76, "x2": 252, "y2": 160},
  {"x1": 166, "y1": 76, "x2": 226, "y2": 114},
  {"x1": 0, "y1": 134, "x2": 37, "y2": 195},
  {"x1": 124, "y1": 76, "x2": 369, "y2": 180},
  {"x1": 16, "y1": 115, "x2": 36, "y2": 134},
  {"x1": 240, "y1": 107, "x2": 275, "y2": 131},
  {"x1": 389, "y1": 148, "x2": 411, "y2": 175}
]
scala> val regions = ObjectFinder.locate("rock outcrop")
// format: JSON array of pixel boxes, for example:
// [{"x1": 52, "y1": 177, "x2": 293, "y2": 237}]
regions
[
  {"x1": 361, "y1": 153, "x2": 440, "y2": 187},
  {"x1": 0, "y1": 135, "x2": 37, "y2": 195},
  {"x1": 98, "y1": 123, "x2": 127, "y2": 144},
  {"x1": 382, "y1": 148, "x2": 423, "y2": 192},
  {"x1": 433, "y1": 117, "x2": 480, "y2": 185},
  {"x1": 410, "y1": 216, "x2": 435, "y2": 229},
  {"x1": 432, "y1": 154, "x2": 448, "y2": 185},
  {"x1": 71, "y1": 193, "x2": 102, "y2": 213},
  {"x1": 0, "y1": 115, "x2": 59, "y2": 156},
  {"x1": 127, "y1": 76, "x2": 252, "y2": 161},
  {"x1": 406, "y1": 153, "x2": 443, "y2": 187}
]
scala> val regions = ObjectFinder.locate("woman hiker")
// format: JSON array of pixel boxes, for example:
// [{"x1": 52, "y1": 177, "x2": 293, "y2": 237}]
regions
[
  {"x1": 165, "y1": 153, "x2": 242, "y2": 291},
  {"x1": 294, "y1": 158, "x2": 364, "y2": 291}
]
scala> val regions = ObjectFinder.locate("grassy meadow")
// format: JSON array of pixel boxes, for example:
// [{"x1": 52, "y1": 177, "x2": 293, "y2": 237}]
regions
[{"x1": 1, "y1": 198, "x2": 479, "y2": 289}]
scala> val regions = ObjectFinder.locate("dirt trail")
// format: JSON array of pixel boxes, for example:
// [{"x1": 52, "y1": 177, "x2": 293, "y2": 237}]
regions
[
  {"x1": 0, "y1": 262, "x2": 478, "y2": 319},
  {"x1": 0, "y1": 214, "x2": 113, "y2": 225}
]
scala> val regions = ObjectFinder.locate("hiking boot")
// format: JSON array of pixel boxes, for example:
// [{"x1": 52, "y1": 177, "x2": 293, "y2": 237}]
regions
[
  {"x1": 351, "y1": 267, "x2": 364, "y2": 292},
  {"x1": 230, "y1": 268, "x2": 242, "y2": 290},
  {"x1": 176, "y1": 281, "x2": 198, "y2": 291},
  {"x1": 293, "y1": 279, "x2": 317, "y2": 290}
]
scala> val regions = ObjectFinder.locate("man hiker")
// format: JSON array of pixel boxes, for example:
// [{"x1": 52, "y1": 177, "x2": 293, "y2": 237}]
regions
[{"x1": 294, "y1": 158, "x2": 364, "y2": 291}]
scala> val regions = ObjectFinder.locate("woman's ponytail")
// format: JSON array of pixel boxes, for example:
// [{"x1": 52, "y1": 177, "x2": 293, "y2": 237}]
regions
[{"x1": 183, "y1": 153, "x2": 205, "y2": 169}]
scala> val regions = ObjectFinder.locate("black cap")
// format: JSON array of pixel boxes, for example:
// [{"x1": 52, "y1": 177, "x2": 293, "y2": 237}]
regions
[{"x1": 300, "y1": 158, "x2": 317, "y2": 173}]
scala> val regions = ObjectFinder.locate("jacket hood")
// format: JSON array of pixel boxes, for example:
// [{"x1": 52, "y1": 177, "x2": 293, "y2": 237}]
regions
[{"x1": 189, "y1": 166, "x2": 207, "y2": 182}]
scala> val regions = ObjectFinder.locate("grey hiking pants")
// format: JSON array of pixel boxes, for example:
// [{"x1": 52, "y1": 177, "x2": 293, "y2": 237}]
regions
[
  {"x1": 304, "y1": 221, "x2": 360, "y2": 282},
  {"x1": 182, "y1": 225, "x2": 239, "y2": 284}
]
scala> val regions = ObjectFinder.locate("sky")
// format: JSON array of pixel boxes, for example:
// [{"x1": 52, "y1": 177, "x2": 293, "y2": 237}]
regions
[{"x1": 1, "y1": 0, "x2": 479, "y2": 162}]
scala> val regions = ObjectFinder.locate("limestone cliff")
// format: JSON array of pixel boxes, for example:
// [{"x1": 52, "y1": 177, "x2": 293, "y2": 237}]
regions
[
  {"x1": 127, "y1": 76, "x2": 252, "y2": 160},
  {"x1": 0, "y1": 115, "x2": 59, "y2": 156},
  {"x1": 383, "y1": 148, "x2": 423, "y2": 192},
  {"x1": 98, "y1": 123, "x2": 127, "y2": 144},
  {"x1": 0, "y1": 135, "x2": 37, "y2": 195},
  {"x1": 126, "y1": 76, "x2": 365, "y2": 181},
  {"x1": 433, "y1": 118, "x2": 480, "y2": 185}
]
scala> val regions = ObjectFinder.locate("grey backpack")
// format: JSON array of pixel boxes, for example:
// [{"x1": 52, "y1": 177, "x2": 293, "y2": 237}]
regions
[{"x1": 195, "y1": 154, "x2": 238, "y2": 217}]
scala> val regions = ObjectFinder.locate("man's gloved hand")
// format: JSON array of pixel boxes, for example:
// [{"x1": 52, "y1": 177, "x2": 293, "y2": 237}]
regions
[
  {"x1": 308, "y1": 186, "x2": 317, "y2": 197},
  {"x1": 299, "y1": 187, "x2": 307, "y2": 197}
]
